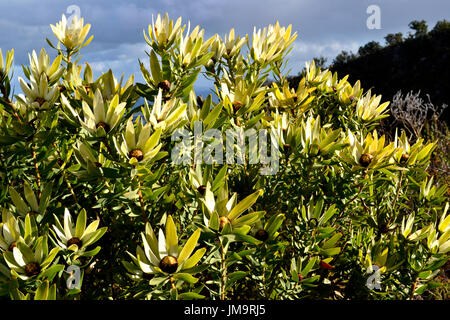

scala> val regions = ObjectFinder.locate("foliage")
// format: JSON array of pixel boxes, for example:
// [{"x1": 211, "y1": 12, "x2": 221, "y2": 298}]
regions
[
  {"x1": 408, "y1": 20, "x2": 428, "y2": 38},
  {"x1": 385, "y1": 33, "x2": 403, "y2": 47},
  {"x1": 0, "y1": 13, "x2": 448, "y2": 300},
  {"x1": 357, "y1": 41, "x2": 383, "y2": 57},
  {"x1": 327, "y1": 19, "x2": 450, "y2": 122}
]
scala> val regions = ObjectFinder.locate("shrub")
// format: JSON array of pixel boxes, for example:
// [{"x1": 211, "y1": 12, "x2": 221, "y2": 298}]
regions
[{"x1": 0, "y1": 13, "x2": 448, "y2": 300}]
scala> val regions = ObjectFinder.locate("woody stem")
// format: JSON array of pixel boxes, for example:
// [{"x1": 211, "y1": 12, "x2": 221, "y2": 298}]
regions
[
  {"x1": 220, "y1": 243, "x2": 227, "y2": 300},
  {"x1": 31, "y1": 146, "x2": 42, "y2": 198},
  {"x1": 137, "y1": 180, "x2": 147, "y2": 223}
]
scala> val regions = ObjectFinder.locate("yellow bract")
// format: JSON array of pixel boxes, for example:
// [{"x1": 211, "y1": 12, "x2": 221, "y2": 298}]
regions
[
  {"x1": 28, "y1": 48, "x2": 64, "y2": 85},
  {"x1": 250, "y1": 21, "x2": 297, "y2": 65},
  {"x1": 80, "y1": 89, "x2": 126, "y2": 136},
  {"x1": 50, "y1": 14, "x2": 92, "y2": 51},
  {"x1": 18, "y1": 74, "x2": 59, "y2": 111},
  {"x1": 392, "y1": 130, "x2": 435, "y2": 166},
  {"x1": 145, "y1": 13, "x2": 183, "y2": 50},
  {"x1": 268, "y1": 80, "x2": 315, "y2": 112},
  {"x1": 339, "y1": 130, "x2": 395, "y2": 170},
  {"x1": 0, "y1": 48, "x2": 14, "y2": 77},
  {"x1": 142, "y1": 89, "x2": 187, "y2": 133},
  {"x1": 116, "y1": 117, "x2": 163, "y2": 165},
  {"x1": 223, "y1": 28, "x2": 246, "y2": 58},
  {"x1": 355, "y1": 89, "x2": 390, "y2": 123},
  {"x1": 305, "y1": 60, "x2": 331, "y2": 84},
  {"x1": 130, "y1": 215, "x2": 205, "y2": 275}
]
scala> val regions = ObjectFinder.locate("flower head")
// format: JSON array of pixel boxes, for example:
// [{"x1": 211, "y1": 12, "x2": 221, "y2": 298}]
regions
[
  {"x1": 50, "y1": 14, "x2": 92, "y2": 51},
  {"x1": 392, "y1": 130, "x2": 435, "y2": 166},
  {"x1": 117, "y1": 117, "x2": 163, "y2": 165},
  {"x1": 144, "y1": 13, "x2": 183, "y2": 51},
  {"x1": 3, "y1": 236, "x2": 59, "y2": 280},
  {"x1": 338, "y1": 130, "x2": 395, "y2": 170},
  {"x1": 0, "y1": 210, "x2": 24, "y2": 253},
  {"x1": 52, "y1": 208, "x2": 106, "y2": 255},
  {"x1": 130, "y1": 216, "x2": 206, "y2": 276},
  {"x1": 298, "y1": 115, "x2": 344, "y2": 157},
  {"x1": 8, "y1": 182, "x2": 52, "y2": 218},
  {"x1": 0, "y1": 48, "x2": 14, "y2": 79},
  {"x1": 355, "y1": 89, "x2": 390, "y2": 123},
  {"x1": 80, "y1": 89, "x2": 126, "y2": 136},
  {"x1": 18, "y1": 74, "x2": 59, "y2": 111},
  {"x1": 27, "y1": 48, "x2": 64, "y2": 85},
  {"x1": 141, "y1": 89, "x2": 187, "y2": 133},
  {"x1": 250, "y1": 21, "x2": 296, "y2": 65},
  {"x1": 201, "y1": 185, "x2": 265, "y2": 233}
]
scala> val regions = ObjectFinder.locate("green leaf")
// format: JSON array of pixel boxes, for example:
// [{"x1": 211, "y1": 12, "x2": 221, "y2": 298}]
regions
[
  {"x1": 178, "y1": 292, "x2": 205, "y2": 300},
  {"x1": 48, "y1": 284, "x2": 57, "y2": 300},
  {"x1": 79, "y1": 246, "x2": 101, "y2": 257},
  {"x1": 38, "y1": 264, "x2": 64, "y2": 282},
  {"x1": 183, "y1": 248, "x2": 206, "y2": 270},
  {"x1": 9, "y1": 186, "x2": 29, "y2": 216},
  {"x1": 418, "y1": 270, "x2": 432, "y2": 279},
  {"x1": 82, "y1": 227, "x2": 107, "y2": 248},
  {"x1": 23, "y1": 182, "x2": 38, "y2": 212},
  {"x1": 165, "y1": 215, "x2": 178, "y2": 257},
  {"x1": 226, "y1": 233, "x2": 262, "y2": 245},
  {"x1": 226, "y1": 271, "x2": 247, "y2": 289},
  {"x1": 34, "y1": 281, "x2": 49, "y2": 300},
  {"x1": 40, "y1": 247, "x2": 60, "y2": 269},
  {"x1": 266, "y1": 213, "x2": 285, "y2": 238},
  {"x1": 150, "y1": 50, "x2": 162, "y2": 84},
  {"x1": 172, "y1": 273, "x2": 198, "y2": 284},
  {"x1": 319, "y1": 205, "x2": 337, "y2": 226},
  {"x1": 212, "y1": 165, "x2": 228, "y2": 192},
  {"x1": 149, "y1": 277, "x2": 168, "y2": 286},
  {"x1": 228, "y1": 189, "x2": 262, "y2": 221},
  {"x1": 301, "y1": 257, "x2": 317, "y2": 277},
  {"x1": 178, "y1": 228, "x2": 201, "y2": 264},
  {"x1": 209, "y1": 211, "x2": 219, "y2": 231},
  {"x1": 75, "y1": 209, "x2": 87, "y2": 239},
  {"x1": 200, "y1": 95, "x2": 212, "y2": 120},
  {"x1": 319, "y1": 247, "x2": 341, "y2": 256},
  {"x1": 203, "y1": 102, "x2": 223, "y2": 128},
  {"x1": 322, "y1": 233, "x2": 342, "y2": 249},
  {"x1": 233, "y1": 211, "x2": 264, "y2": 227}
]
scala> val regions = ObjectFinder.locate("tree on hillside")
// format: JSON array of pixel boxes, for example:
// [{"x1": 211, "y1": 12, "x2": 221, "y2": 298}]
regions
[
  {"x1": 331, "y1": 50, "x2": 357, "y2": 67},
  {"x1": 408, "y1": 20, "x2": 428, "y2": 37},
  {"x1": 430, "y1": 19, "x2": 450, "y2": 34},
  {"x1": 385, "y1": 32, "x2": 403, "y2": 46},
  {"x1": 358, "y1": 41, "x2": 382, "y2": 56},
  {"x1": 312, "y1": 56, "x2": 328, "y2": 69}
]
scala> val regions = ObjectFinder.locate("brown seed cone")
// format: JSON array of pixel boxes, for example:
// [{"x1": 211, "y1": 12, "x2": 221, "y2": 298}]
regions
[
  {"x1": 158, "y1": 80, "x2": 171, "y2": 92},
  {"x1": 359, "y1": 153, "x2": 373, "y2": 167},
  {"x1": 255, "y1": 229, "x2": 269, "y2": 241},
  {"x1": 400, "y1": 153, "x2": 409, "y2": 163},
  {"x1": 159, "y1": 255, "x2": 178, "y2": 274},
  {"x1": 219, "y1": 216, "x2": 231, "y2": 231},
  {"x1": 129, "y1": 149, "x2": 144, "y2": 162},
  {"x1": 24, "y1": 262, "x2": 41, "y2": 277},
  {"x1": 8, "y1": 241, "x2": 17, "y2": 252},
  {"x1": 35, "y1": 97, "x2": 46, "y2": 107},
  {"x1": 96, "y1": 122, "x2": 110, "y2": 133},
  {"x1": 197, "y1": 185, "x2": 207, "y2": 196},
  {"x1": 67, "y1": 237, "x2": 83, "y2": 249},
  {"x1": 232, "y1": 101, "x2": 243, "y2": 113}
]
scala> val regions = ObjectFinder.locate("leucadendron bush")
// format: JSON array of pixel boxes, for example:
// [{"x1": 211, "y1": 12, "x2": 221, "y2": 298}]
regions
[{"x1": 0, "y1": 13, "x2": 448, "y2": 300}]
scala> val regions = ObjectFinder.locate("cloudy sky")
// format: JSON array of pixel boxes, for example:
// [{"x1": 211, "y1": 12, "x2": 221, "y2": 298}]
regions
[{"x1": 1, "y1": 0, "x2": 448, "y2": 95}]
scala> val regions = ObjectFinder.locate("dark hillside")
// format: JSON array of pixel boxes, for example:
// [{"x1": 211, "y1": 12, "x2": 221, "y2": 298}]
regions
[
  {"x1": 287, "y1": 20, "x2": 450, "y2": 122},
  {"x1": 330, "y1": 25, "x2": 450, "y2": 113}
]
